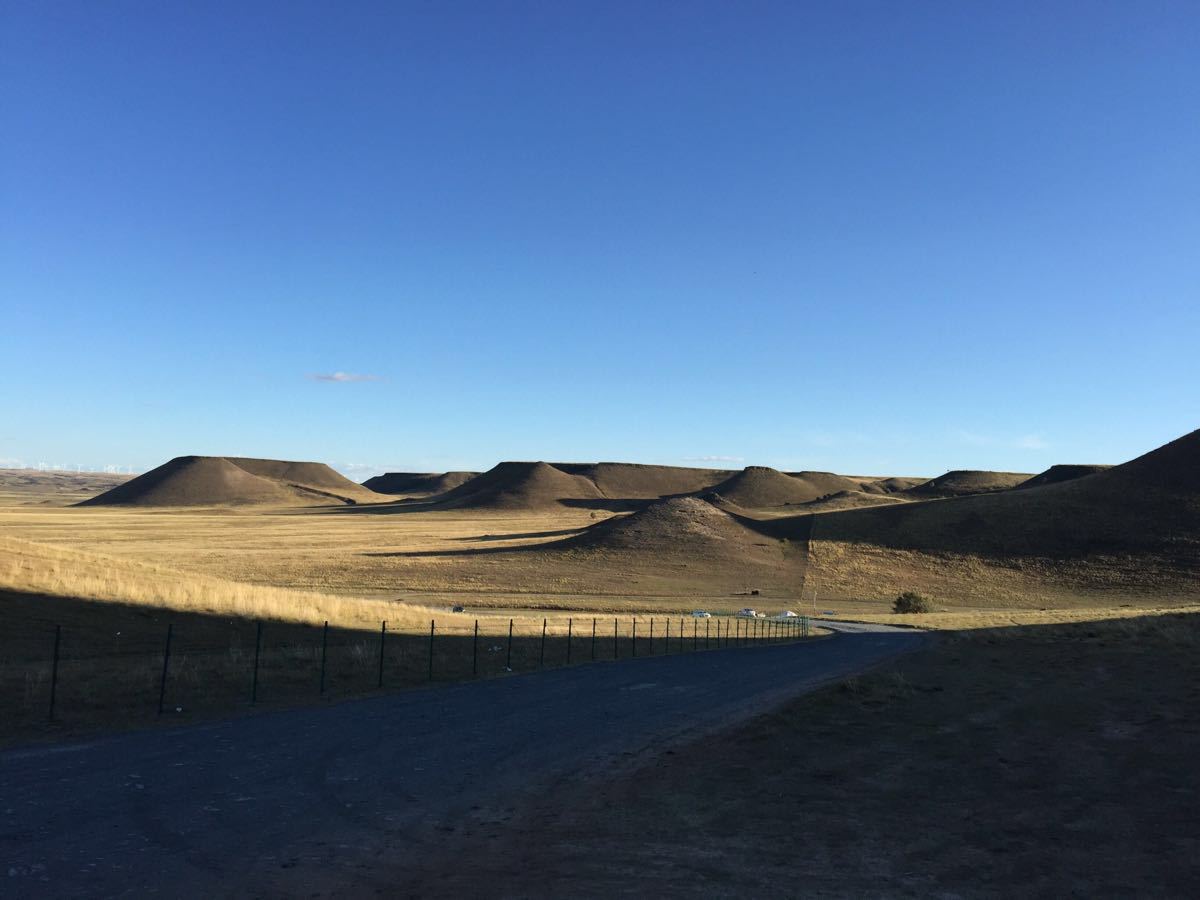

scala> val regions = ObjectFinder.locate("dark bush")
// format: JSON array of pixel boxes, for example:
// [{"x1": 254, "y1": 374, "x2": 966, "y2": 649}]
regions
[{"x1": 893, "y1": 591, "x2": 933, "y2": 614}]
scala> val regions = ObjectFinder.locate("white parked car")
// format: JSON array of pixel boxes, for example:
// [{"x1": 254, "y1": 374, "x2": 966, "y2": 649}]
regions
[
  {"x1": 776, "y1": 610, "x2": 799, "y2": 619},
  {"x1": 736, "y1": 608, "x2": 758, "y2": 618},
  {"x1": 690, "y1": 610, "x2": 712, "y2": 618}
]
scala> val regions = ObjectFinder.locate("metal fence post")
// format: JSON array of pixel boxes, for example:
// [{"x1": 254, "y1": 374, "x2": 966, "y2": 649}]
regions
[
  {"x1": 506, "y1": 618, "x2": 514, "y2": 670},
  {"x1": 567, "y1": 618, "x2": 573, "y2": 665},
  {"x1": 319, "y1": 620, "x2": 329, "y2": 695},
  {"x1": 472, "y1": 619, "x2": 479, "y2": 677},
  {"x1": 664, "y1": 617, "x2": 670, "y2": 655},
  {"x1": 48, "y1": 624, "x2": 61, "y2": 721},
  {"x1": 251, "y1": 621, "x2": 262, "y2": 704},
  {"x1": 157, "y1": 623, "x2": 173, "y2": 716},
  {"x1": 539, "y1": 618, "x2": 547, "y2": 668},
  {"x1": 635, "y1": 618, "x2": 640, "y2": 658},
  {"x1": 378, "y1": 621, "x2": 387, "y2": 688},
  {"x1": 591, "y1": 617, "x2": 597, "y2": 661},
  {"x1": 613, "y1": 618, "x2": 618, "y2": 659},
  {"x1": 428, "y1": 619, "x2": 435, "y2": 681}
]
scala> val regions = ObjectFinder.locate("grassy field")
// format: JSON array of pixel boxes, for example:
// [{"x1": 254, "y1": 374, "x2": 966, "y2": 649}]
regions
[
  {"x1": 3, "y1": 501, "x2": 1194, "y2": 613},
  {"x1": 0, "y1": 535, "x2": 812, "y2": 743},
  {"x1": 2, "y1": 467, "x2": 1196, "y2": 748},
  {"x1": 396, "y1": 611, "x2": 1200, "y2": 896},
  {"x1": 0, "y1": 503, "x2": 812, "y2": 608}
]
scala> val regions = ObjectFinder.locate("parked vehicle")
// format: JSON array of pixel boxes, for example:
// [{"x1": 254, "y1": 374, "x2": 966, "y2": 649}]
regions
[
  {"x1": 776, "y1": 610, "x2": 799, "y2": 619},
  {"x1": 736, "y1": 608, "x2": 758, "y2": 618},
  {"x1": 691, "y1": 610, "x2": 712, "y2": 618},
  {"x1": 451, "y1": 605, "x2": 466, "y2": 613}
]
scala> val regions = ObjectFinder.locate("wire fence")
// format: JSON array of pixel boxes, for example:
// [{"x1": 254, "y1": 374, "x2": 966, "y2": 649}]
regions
[{"x1": 2, "y1": 612, "x2": 813, "y2": 738}]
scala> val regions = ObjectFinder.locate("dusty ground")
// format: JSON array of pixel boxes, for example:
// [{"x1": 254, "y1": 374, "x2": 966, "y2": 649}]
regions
[{"x1": 406, "y1": 612, "x2": 1200, "y2": 897}]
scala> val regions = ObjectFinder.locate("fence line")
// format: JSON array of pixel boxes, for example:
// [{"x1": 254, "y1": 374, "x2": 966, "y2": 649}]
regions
[{"x1": 9, "y1": 613, "x2": 815, "y2": 732}]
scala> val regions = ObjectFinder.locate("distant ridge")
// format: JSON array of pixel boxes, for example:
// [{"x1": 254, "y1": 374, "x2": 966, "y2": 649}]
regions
[
  {"x1": 859, "y1": 476, "x2": 928, "y2": 494},
  {"x1": 419, "y1": 461, "x2": 921, "y2": 512},
  {"x1": 363, "y1": 471, "x2": 478, "y2": 495},
  {"x1": 1017, "y1": 464, "x2": 1111, "y2": 490},
  {"x1": 81, "y1": 456, "x2": 387, "y2": 507},
  {"x1": 904, "y1": 469, "x2": 1033, "y2": 499},
  {"x1": 783, "y1": 471, "x2": 875, "y2": 499}
]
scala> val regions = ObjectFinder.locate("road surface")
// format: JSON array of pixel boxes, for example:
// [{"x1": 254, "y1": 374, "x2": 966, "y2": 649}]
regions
[{"x1": 1, "y1": 622, "x2": 924, "y2": 898}]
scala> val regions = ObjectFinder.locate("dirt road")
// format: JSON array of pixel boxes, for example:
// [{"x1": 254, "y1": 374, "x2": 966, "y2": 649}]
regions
[{"x1": 0, "y1": 623, "x2": 923, "y2": 897}]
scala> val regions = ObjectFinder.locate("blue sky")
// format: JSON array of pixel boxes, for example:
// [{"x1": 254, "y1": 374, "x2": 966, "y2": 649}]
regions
[{"x1": 3, "y1": 1, "x2": 1197, "y2": 479}]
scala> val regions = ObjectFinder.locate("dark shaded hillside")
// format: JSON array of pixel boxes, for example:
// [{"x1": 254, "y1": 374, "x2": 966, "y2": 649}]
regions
[
  {"x1": 551, "y1": 462, "x2": 731, "y2": 499},
  {"x1": 1017, "y1": 464, "x2": 1111, "y2": 490},
  {"x1": 363, "y1": 472, "x2": 478, "y2": 495},
  {"x1": 799, "y1": 429, "x2": 1200, "y2": 563},
  {"x1": 904, "y1": 470, "x2": 1033, "y2": 499}
]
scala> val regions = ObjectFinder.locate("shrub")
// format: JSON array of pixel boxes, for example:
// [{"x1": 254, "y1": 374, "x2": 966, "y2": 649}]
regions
[{"x1": 893, "y1": 591, "x2": 933, "y2": 614}]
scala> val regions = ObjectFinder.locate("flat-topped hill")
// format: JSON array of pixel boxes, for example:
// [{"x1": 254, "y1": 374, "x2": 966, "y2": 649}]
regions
[
  {"x1": 427, "y1": 462, "x2": 604, "y2": 510},
  {"x1": 80, "y1": 456, "x2": 387, "y2": 507},
  {"x1": 363, "y1": 471, "x2": 478, "y2": 495},
  {"x1": 550, "y1": 462, "x2": 731, "y2": 499},
  {"x1": 707, "y1": 466, "x2": 831, "y2": 508},
  {"x1": 562, "y1": 496, "x2": 785, "y2": 563},
  {"x1": 904, "y1": 469, "x2": 1033, "y2": 498}
]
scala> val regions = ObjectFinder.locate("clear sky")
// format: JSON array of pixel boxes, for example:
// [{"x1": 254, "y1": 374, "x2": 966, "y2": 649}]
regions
[{"x1": 3, "y1": 1, "x2": 1197, "y2": 480}]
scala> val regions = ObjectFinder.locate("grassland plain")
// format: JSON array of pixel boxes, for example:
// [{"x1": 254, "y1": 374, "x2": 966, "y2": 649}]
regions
[
  {"x1": 0, "y1": 503, "x2": 811, "y2": 607},
  {"x1": 1, "y1": 535, "x2": 809, "y2": 742},
  {"x1": 0, "y1": 467, "x2": 129, "y2": 506},
  {"x1": 3, "y1": 430, "x2": 1198, "y2": 747},
  {"x1": 392, "y1": 612, "x2": 1200, "y2": 897}
]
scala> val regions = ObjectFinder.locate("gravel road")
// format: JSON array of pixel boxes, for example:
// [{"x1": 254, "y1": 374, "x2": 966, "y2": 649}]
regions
[{"x1": 1, "y1": 621, "x2": 924, "y2": 898}]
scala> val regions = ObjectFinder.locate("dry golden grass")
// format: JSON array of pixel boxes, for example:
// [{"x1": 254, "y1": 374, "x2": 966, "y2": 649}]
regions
[
  {"x1": 842, "y1": 604, "x2": 1200, "y2": 631},
  {"x1": 806, "y1": 539, "x2": 1200, "y2": 608},
  {"x1": 0, "y1": 534, "x2": 441, "y2": 630},
  {"x1": 0, "y1": 504, "x2": 808, "y2": 610},
  {"x1": 2, "y1": 532, "x2": 812, "y2": 744}
]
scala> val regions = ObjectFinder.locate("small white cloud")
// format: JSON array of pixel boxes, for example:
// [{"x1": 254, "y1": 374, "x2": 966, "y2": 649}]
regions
[
  {"x1": 308, "y1": 372, "x2": 382, "y2": 383},
  {"x1": 683, "y1": 455, "x2": 745, "y2": 463},
  {"x1": 952, "y1": 429, "x2": 993, "y2": 447},
  {"x1": 1014, "y1": 434, "x2": 1049, "y2": 450}
]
